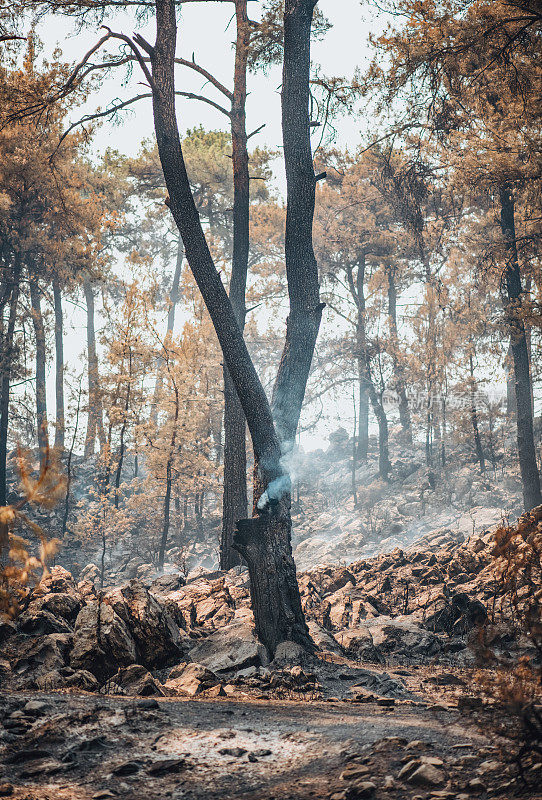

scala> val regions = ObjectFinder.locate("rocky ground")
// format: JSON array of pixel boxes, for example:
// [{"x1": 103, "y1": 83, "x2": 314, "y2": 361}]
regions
[{"x1": 1, "y1": 513, "x2": 541, "y2": 799}]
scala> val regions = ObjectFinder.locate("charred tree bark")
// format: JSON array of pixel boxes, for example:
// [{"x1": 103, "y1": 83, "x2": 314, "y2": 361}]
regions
[
  {"x1": 220, "y1": 0, "x2": 250, "y2": 570},
  {"x1": 52, "y1": 278, "x2": 65, "y2": 451},
  {"x1": 386, "y1": 263, "x2": 411, "y2": 442},
  {"x1": 0, "y1": 262, "x2": 20, "y2": 509},
  {"x1": 83, "y1": 279, "x2": 105, "y2": 457},
  {"x1": 29, "y1": 279, "x2": 48, "y2": 467},
  {"x1": 149, "y1": 0, "x2": 317, "y2": 656},
  {"x1": 499, "y1": 185, "x2": 541, "y2": 510}
]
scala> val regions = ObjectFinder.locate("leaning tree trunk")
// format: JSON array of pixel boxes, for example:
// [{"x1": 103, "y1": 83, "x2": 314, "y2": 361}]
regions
[
  {"x1": 220, "y1": 0, "x2": 250, "y2": 570},
  {"x1": 52, "y1": 277, "x2": 65, "y2": 451},
  {"x1": 149, "y1": 0, "x2": 318, "y2": 656},
  {"x1": 29, "y1": 279, "x2": 48, "y2": 467},
  {"x1": 83, "y1": 279, "x2": 105, "y2": 457},
  {"x1": 499, "y1": 185, "x2": 541, "y2": 510},
  {"x1": 0, "y1": 261, "x2": 21, "y2": 509}
]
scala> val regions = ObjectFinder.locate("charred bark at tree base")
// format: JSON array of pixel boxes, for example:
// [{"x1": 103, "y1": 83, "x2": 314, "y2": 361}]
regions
[{"x1": 233, "y1": 496, "x2": 315, "y2": 658}]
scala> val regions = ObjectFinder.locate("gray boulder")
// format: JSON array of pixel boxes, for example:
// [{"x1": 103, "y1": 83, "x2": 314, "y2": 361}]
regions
[
  {"x1": 189, "y1": 621, "x2": 268, "y2": 673},
  {"x1": 70, "y1": 601, "x2": 137, "y2": 681},
  {"x1": 105, "y1": 580, "x2": 186, "y2": 669}
]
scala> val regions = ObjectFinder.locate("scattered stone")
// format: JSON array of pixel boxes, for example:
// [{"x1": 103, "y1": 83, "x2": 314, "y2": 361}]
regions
[
  {"x1": 218, "y1": 747, "x2": 247, "y2": 757},
  {"x1": 111, "y1": 761, "x2": 141, "y2": 776},
  {"x1": 147, "y1": 758, "x2": 186, "y2": 775},
  {"x1": 137, "y1": 697, "x2": 161, "y2": 711},
  {"x1": 340, "y1": 765, "x2": 371, "y2": 781},
  {"x1": 467, "y1": 778, "x2": 486, "y2": 792},
  {"x1": 0, "y1": 785, "x2": 14, "y2": 797},
  {"x1": 407, "y1": 763, "x2": 446, "y2": 788}
]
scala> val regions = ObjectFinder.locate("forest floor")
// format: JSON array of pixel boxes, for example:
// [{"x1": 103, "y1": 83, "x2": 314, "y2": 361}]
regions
[
  {"x1": 1, "y1": 648, "x2": 540, "y2": 800},
  {"x1": 0, "y1": 687, "x2": 504, "y2": 800}
]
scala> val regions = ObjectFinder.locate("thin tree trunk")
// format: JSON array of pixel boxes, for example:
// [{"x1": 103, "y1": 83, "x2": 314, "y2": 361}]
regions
[
  {"x1": 351, "y1": 384, "x2": 357, "y2": 505},
  {"x1": 354, "y1": 256, "x2": 390, "y2": 480},
  {"x1": 499, "y1": 185, "x2": 541, "y2": 510},
  {"x1": 151, "y1": 238, "x2": 183, "y2": 422},
  {"x1": 357, "y1": 368, "x2": 369, "y2": 461},
  {"x1": 83, "y1": 279, "x2": 105, "y2": 457},
  {"x1": 220, "y1": 0, "x2": 250, "y2": 570},
  {"x1": 52, "y1": 278, "x2": 65, "y2": 451},
  {"x1": 0, "y1": 262, "x2": 20, "y2": 509},
  {"x1": 150, "y1": 0, "x2": 317, "y2": 656},
  {"x1": 61, "y1": 379, "x2": 82, "y2": 539},
  {"x1": 158, "y1": 381, "x2": 179, "y2": 571},
  {"x1": 469, "y1": 353, "x2": 485, "y2": 473},
  {"x1": 114, "y1": 349, "x2": 132, "y2": 509},
  {"x1": 386, "y1": 263, "x2": 411, "y2": 442},
  {"x1": 29, "y1": 279, "x2": 48, "y2": 466}
]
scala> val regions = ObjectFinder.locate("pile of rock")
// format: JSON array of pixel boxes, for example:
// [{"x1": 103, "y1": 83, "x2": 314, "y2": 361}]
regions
[{"x1": 0, "y1": 523, "x2": 532, "y2": 698}]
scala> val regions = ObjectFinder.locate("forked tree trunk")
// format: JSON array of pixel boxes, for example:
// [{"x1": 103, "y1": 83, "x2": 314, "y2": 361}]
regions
[
  {"x1": 149, "y1": 0, "x2": 318, "y2": 655},
  {"x1": 499, "y1": 185, "x2": 541, "y2": 510},
  {"x1": 83, "y1": 279, "x2": 105, "y2": 457},
  {"x1": 220, "y1": 0, "x2": 250, "y2": 570},
  {"x1": 29, "y1": 279, "x2": 48, "y2": 466},
  {"x1": 52, "y1": 278, "x2": 65, "y2": 451}
]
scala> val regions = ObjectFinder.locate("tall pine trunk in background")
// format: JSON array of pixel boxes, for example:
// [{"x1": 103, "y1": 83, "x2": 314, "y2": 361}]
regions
[
  {"x1": 150, "y1": 0, "x2": 320, "y2": 655},
  {"x1": 469, "y1": 353, "x2": 485, "y2": 473},
  {"x1": 151, "y1": 237, "x2": 183, "y2": 423},
  {"x1": 29, "y1": 278, "x2": 48, "y2": 467},
  {"x1": 350, "y1": 256, "x2": 391, "y2": 480},
  {"x1": 0, "y1": 261, "x2": 21, "y2": 509},
  {"x1": 386, "y1": 263, "x2": 411, "y2": 442},
  {"x1": 220, "y1": 0, "x2": 250, "y2": 570},
  {"x1": 83, "y1": 278, "x2": 105, "y2": 457},
  {"x1": 499, "y1": 185, "x2": 541, "y2": 511},
  {"x1": 52, "y1": 277, "x2": 65, "y2": 451}
]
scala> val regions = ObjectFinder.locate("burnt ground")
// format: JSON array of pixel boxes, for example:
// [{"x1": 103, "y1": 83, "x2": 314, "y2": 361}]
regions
[{"x1": 0, "y1": 688, "x2": 538, "y2": 800}]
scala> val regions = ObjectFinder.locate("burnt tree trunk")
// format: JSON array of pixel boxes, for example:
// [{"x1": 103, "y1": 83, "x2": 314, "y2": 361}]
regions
[
  {"x1": 52, "y1": 277, "x2": 65, "y2": 451},
  {"x1": 29, "y1": 278, "x2": 48, "y2": 466},
  {"x1": 83, "y1": 279, "x2": 105, "y2": 457},
  {"x1": 149, "y1": 0, "x2": 318, "y2": 656},
  {"x1": 499, "y1": 185, "x2": 541, "y2": 510},
  {"x1": 220, "y1": 0, "x2": 250, "y2": 570}
]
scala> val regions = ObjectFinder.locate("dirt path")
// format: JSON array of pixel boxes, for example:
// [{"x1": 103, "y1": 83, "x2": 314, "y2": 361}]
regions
[{"x1": 0, "y1": 691, "x2": 516, "y2": 800}]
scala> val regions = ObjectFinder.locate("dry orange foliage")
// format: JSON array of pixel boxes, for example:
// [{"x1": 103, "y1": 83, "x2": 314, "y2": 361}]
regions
[{"x1": 0, "y1": 444, "x2": 64, "y2": 618}]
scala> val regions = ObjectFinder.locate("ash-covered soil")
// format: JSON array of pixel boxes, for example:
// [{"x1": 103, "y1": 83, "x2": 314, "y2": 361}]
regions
[{"x1": 0, "y1": 684, "x2": 524, "y2": 800}]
